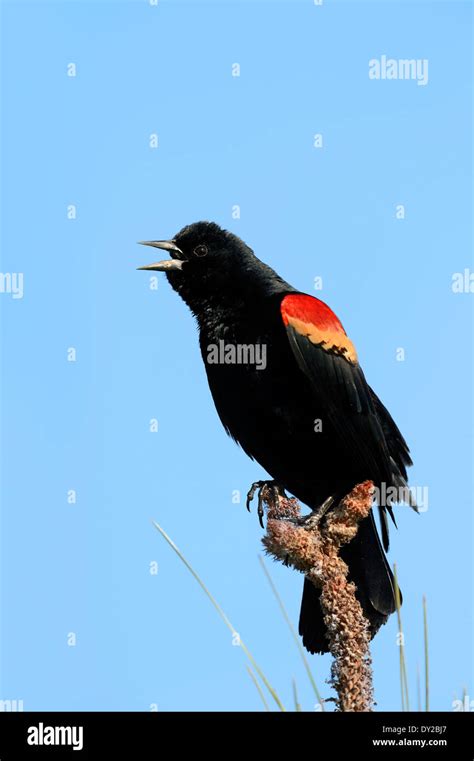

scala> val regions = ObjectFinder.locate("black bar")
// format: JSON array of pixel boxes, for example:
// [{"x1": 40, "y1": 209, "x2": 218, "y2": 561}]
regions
[{"x1": 0, "y1": 711, "x2": 472, "y2": 758}]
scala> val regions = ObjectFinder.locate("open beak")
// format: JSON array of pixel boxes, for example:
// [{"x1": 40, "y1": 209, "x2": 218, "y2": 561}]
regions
[{"x1": 137, "y1": 240, "x2": 184, "y2": 271}]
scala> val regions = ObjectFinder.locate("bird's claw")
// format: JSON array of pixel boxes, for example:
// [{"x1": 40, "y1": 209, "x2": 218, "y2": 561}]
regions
[
  {"x1": 246, "y1": 481, "x2": 263, "y2": 513},
  {"x1": 299, "y1": 495, "x2": 335, "y2": 528},
  {"x1": 246, "y1": 480, "x2": 287, "y2": 528}
]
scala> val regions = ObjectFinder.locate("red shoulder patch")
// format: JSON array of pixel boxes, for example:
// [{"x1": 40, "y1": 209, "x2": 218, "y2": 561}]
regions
[{"x1": 281, "y1": 293, "x2": 358, "y2": 363}]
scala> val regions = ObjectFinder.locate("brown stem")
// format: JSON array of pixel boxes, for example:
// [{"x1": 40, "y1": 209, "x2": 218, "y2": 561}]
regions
[{"x1": 261, "y1": 481, "x2": 375, "y2": 712}]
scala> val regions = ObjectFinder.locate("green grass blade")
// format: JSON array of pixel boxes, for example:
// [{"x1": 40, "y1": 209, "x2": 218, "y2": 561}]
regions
[
  {"x1": 259, "y1": 556, "x2": 325, "y2": 711},
  {"x1": 292, "y1": 678, "x2": 302, "y2": 712},
  {"x1": 247, "y1": 666, "x2": 270, "y2": 711},
  {"x1": 393, "y1": 563, "x2": 410, "y2": 711},
  {"x1": 152, "y1": 520, "x2": 286, "y2": 711},
  {"x1": 423, "y1": 595, "x2": 429, "y2": 712}
]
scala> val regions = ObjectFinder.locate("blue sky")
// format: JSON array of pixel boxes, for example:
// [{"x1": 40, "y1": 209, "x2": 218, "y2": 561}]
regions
[{"x1": 0, "y1": 0, "x2": 472, "y2": 711}]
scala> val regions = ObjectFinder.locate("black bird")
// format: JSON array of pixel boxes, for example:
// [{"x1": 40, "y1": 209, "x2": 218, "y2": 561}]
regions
[{"x1": 138, "y1": 221, "x2": 414, "y2": 653}]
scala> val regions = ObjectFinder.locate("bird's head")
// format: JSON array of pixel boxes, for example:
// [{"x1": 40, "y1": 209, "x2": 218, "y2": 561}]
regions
[{"x1": 138, "y1": 221, "x2": 275, "y2": 313}]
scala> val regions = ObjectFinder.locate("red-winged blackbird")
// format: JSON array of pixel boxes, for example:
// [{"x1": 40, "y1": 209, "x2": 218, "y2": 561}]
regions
[{"x1": 139, "y1": 221, "x2": 415, "y2": 653}]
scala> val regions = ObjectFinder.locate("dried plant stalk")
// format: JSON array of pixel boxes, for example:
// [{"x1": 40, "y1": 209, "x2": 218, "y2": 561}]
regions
[{"x1": 261, "y1": 481, "x2": 375, "y2": 712}]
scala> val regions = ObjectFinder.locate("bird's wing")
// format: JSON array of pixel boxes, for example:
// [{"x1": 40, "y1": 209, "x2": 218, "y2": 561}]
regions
[
  {"x1": 368, "y1": 388, "x2": 413, "y2": 482},
  {"x1": 280, "y1": 292, "x2": 410, "y2": 545}
]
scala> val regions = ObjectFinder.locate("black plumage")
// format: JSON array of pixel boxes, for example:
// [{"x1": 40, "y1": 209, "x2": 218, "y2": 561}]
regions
[{"x1": 139, "y1": 221, "x2": 415, "y2": 653}]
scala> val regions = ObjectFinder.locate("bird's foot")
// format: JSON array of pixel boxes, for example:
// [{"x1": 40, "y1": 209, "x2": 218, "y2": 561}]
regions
[
  {"x1": 299, "y1": 495, "x2": 335, "y2": 529},
  {"x1": 246, "y1": 480, "x2": 287, "y2": 528}
]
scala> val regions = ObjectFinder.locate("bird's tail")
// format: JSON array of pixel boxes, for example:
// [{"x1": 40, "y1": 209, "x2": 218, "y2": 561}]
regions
[{"x1": 298, "y1": 510, "x2": 398, "y2": 654}]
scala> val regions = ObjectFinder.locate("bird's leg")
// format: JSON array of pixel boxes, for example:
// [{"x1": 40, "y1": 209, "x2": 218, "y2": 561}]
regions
[
  {"x1": 299, "y1": 495, "x2": 335, "y2": 529},
  {"x1": 246, "y1": 480, "x2": 287, "y2": 528},
  {"x1": 246, "y1": 481, "x2": 266, "y2": 512}
]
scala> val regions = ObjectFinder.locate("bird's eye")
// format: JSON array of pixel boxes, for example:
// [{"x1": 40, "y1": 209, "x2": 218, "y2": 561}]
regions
[{"x1": 193, "y1": 244, "x2": 208, "y2": 257}]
